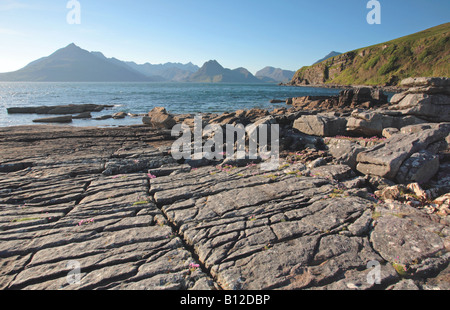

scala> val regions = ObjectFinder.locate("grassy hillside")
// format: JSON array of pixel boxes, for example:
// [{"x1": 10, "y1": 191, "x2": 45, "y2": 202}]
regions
[{"x1": 291, "y1": 23, "x2": 450, "y2": 86}]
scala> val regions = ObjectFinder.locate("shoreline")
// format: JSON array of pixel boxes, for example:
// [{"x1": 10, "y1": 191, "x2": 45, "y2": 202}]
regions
[{"x1": 281, "y1": 82, "x2": 406, "y2": 93}]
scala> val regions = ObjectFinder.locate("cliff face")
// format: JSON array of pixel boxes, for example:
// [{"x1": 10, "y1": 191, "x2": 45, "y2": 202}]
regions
[
  {"x1": 291, "y1": 53, "x2": 356, "y2": 85},
  {"x1": 290, "y1": 23, "x2": 450, "y2": 87}
]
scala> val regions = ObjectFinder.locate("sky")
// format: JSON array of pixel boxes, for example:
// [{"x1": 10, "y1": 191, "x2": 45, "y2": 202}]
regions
[{"x1": 0, "y1": 0, "x2": 449, "y2": 74}]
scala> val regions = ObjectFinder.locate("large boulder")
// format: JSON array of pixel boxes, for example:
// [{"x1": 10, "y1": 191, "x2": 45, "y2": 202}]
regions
[
  {"x1": 346, "y1": 110, "x2": 425, "y2": 136},
  {"x1": 356, "y1": 123, "x2": 450, "y2": 180},
  {"x1": 389, "y1": 77, "x2": 450, "y2": 122},
  {"x1": 293, "y1": 114, "x2": 347, "y2": 137},
  {"x1": 326, "y1": 138, "x2": 366, "y2": 171},
  {"x1": 389, "y1": 93, "x2": 450, "y2": 122},
  {"x1": 143, "y1": 107, "x2": 177, "y2": 129}
]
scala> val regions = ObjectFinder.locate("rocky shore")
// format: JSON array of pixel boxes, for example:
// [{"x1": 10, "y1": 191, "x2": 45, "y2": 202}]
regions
[{"x1": 1, "y1": 77, "x2": 449, "y2": 290}]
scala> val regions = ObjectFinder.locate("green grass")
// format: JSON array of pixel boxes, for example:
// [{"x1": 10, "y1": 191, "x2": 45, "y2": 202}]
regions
[
  {"x1": 11, "y1": 217, "x2": 41, "y2": 223},
  {"x1": 292, "y1": 22, "x2": 450, "y2": 86}
]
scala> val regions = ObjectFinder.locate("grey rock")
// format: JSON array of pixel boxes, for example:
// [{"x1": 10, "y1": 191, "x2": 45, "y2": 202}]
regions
[
  {"x1": 395, "y1": 150, "x2": 439, "y2": 184},
  {"x1": 33, "y1": 116, "x2": 73, "y2": 123},
  {"x1": 387, "y1": 279, "x2": 421, "y2": 290},
  {"x1": 400, "y1": 77, "x2": 450, "y2": 88},
  {"x1": 389, "y1": 93, "x2": 450, "y2": 122},
  {"x1": 356, "y1": 123, "x2": 450, "y2": 180},
  {"x1": 7, "y1": 104, "x2": 112, "y2": 115},
  {"x1": 347, "y1": 110, "x2": 425, "y2": 136},
  {"x1": 293, "y1": 114, "x2": 347, "y2": 137},
  {"x1": 310, "y1": 164, "x2": 355, "y2": 181},
  {"x1": 72, "y1": 112, "x2": 92, "y2": 119},
  {"x1": 371, "y1": 214, "x2": 445, "y2": 265},
  {"x1": 326, "y1": 138, "x2": 366, "y2": 170}
]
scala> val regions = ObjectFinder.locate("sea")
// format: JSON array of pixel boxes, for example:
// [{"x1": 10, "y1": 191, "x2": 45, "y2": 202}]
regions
[{"x1": 0, "y1": 82, "x2": 344, "y2": 128}]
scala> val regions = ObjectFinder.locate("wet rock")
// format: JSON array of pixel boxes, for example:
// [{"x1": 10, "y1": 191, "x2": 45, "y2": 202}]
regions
[
  {"x1": 33, "y1": 116, "x2": 73, "y2": 123},
  {"x1": 72, "y1": 112, "x2": 92, "y2": 119},
  {"x1": 112, "y1": 112, "x2": 127, "y2": 119}
]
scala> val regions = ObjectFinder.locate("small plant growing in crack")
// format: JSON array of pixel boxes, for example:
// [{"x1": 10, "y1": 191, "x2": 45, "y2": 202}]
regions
[
  {"x1": 263, "y1": 243, "x2": 273, "y2": 251},
  {"x1": 77, "y1": 218, "x2": 95, "y2": 227},
  {"x1": 392, "y1": 256, "x2": 409, "y2": 277},
  {"x1": 133, "y1": 200, "x2": 150, "y2": 206},
  {"x1": 189, "y1": 263, "x2": 200, "y2": 273}
]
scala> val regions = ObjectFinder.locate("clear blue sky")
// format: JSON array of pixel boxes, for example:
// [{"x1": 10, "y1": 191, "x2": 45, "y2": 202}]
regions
[{"x1": 0, "y1": 0, "x2": 449, "y2": 74}]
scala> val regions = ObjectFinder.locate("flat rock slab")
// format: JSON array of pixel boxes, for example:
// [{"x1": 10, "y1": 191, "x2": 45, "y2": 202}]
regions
[
  {"x1": 0, "y1": 125, "x2": 448, "y2": 290},
  {"x1": 0, "y1": 174, "x2": 213, "y2": 290},
  {"x1": 151, "y1": 164, "x2": 391, "y2": 289}
]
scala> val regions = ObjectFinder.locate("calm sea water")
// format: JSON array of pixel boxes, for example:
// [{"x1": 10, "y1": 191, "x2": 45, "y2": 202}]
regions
[{"x1": 0, "y1": 82, "x2": 343, "y2": 127}]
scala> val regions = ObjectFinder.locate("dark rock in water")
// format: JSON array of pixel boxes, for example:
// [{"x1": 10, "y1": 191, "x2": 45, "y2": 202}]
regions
[
  {"x1": 8, "y1": 104, "x2": 113, "y2": 115},
  {"x1": 72, "y1": 112, "x2": 92, "y2": 119},
  {"x1": 270, "y1": 99, "x2": 285, "y2": 103},
  {"x1": 32, "y1": 115, "x2": 73, "y2": 123},
  {"x1": 112, "y1": 112, "x2": 127, "y2": 119},
  {"x1": 94, "y1": 115, "x2": 113, "y2": 120}
]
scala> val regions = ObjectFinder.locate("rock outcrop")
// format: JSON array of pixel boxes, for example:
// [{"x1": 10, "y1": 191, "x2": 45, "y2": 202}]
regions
[
  {"x1": 142, "y1": 107, "x2": 177, "y2": 129},
  {"x1": 356, "y1": 122, "x2": 449, "y2": 182},
  {"x1": 388, "y1": 77, "x2": 450, "y2": 122},
  {"x1": 8, "y1": 104, "x2": 113, "y2": 115}
]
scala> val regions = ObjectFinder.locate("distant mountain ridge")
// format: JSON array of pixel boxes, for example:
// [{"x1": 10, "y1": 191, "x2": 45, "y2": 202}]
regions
[
  {"x1": 313, "y1": 51, "x2": 342, "y2": 65},
  {"x1": 0, "y1": 44, "x2": 156, "y2": 82},
  {"x1": 255, "y1": 66, "x2": 295, "y2": 83},
  {"x1": 185, "y1": 60, "x2": 262, "y2": 83},
  {"x1": 0, "y1": 43, "x2": 292, "y2": 83},
  {"x1": 125, "y1": 61, "x2": 199, "y2": 82}
]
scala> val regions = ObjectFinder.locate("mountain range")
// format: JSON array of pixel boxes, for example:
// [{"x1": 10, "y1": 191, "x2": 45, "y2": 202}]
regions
[
  {"x1": 290, "y1": 23, "x2": 450, "y2": 86},
  {"x1": 255, "y1": 67, "x2": 296, "y2": 83},
  {"x1": 0, "y1": 44, "x2": 293, "y2": 83}
]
